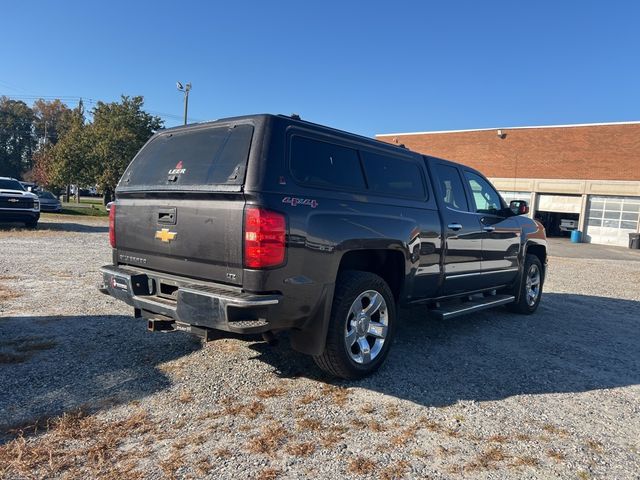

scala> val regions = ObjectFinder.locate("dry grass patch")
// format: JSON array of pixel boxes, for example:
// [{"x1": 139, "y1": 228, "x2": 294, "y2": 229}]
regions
[
  {"x1": 510, "y1": 456, "x2": 540, "y2": 467},
  {"x1": 0, "y1": 283, "x2": 22, "y2": 301},
  {"x1": 465, "y1": 446, "x2": 510, "y2": 471},
  {"x1": 296, "y1": 416, "x2": 323, "y2": 432},
  {"x1": 0, "y1": 336, "x2": 57, "y2": 364},
  {"x1": 321, "y1": 385, "x2": 350, "y2": 406},
  {"x1": 391, "y1": 426, "x2": 419, "y2": 447},
  {"x1": 246, "y1": 422, "x2": 290, "y2": 456},
  {"x1": 360, "y1": 403, "x2": 375, "y2": 414},
  {"x1": 297, "y1": 392, "x2": 321, "y2": 405},
  {"x1": 178, "y1": 389, "x2": 193, "y2": 404},
  {"x1": 380, "y1": 460, "x2": 410, "y2": 480},
  {"x1": 419, "y1": 416, "x2": 442, "y2": 432},
  {"x1": 213, "y1": 447, "x2": 232, "y2": 458},
  {"x1": 194, "y1": 456, "x2": 213, "y2": 475},
  {"x1": 547, "y1": 449, "x2": 565, "y2": 461},
  {"x1": 285, "y1": 441, "x2": 316, "y2": 457},
  {"x1": 542, "y1": 423, "x2": 569, "y2": 437},
  {"x1": 386, "y1": 404, "x2": 401, "y2": 419},
  {"x1": 488, "y1": 434, "x2": 509, "y2": 443},
  {"x1": 586, "y1": 439, "x2": 604, "y2": 452},
  {"x1": 347, "y1": 456, "x2": 377, "y2": 475},
  {"x1": 0, "y1": 409, "x2": 156, "y2": 479},
  {"x1": 255, "y1": 385, "x2": 288, "y2": 399},
  {"x1": 257, "y1": 467, "x2": 282, "y2": 480}
]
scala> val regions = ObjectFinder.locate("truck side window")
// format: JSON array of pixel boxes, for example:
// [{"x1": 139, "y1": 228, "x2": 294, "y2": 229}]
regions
[
  {"x1": 360, "y1": 151, "x2": 426, "y2": 199},
  {"x1": 434, "y1": 164, "x2": 469, "y2": 211},
  {"x1": 464, "y1": 171, "x2": 502, "y2": 215},
  {"x1": 290, "y1": 136, "x2": 366, "y2": 189}
]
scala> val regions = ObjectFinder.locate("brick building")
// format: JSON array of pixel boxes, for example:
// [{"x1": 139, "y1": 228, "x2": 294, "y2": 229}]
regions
[{"x1": 377, "y1": 121, "x2": 640, "y2": 247}]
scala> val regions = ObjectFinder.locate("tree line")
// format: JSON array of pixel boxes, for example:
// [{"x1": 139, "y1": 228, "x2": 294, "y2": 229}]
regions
[{"x1": 0, "y1": 95, "x2": 163, "y2": 203}]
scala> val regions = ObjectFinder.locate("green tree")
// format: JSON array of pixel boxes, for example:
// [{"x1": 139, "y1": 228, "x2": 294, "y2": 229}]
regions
[
  {"x1": 89, "y1": 95, "x2": 163, "y2": 203},
  {"x1": 32, "y1": 98, "x2": 73, "y2": 146},
  {"x1": 49, "y1": 104, "x2": 93, "y2": 199},
  {"x1": 0, "y1": 96, "x2": 35, "y2": 178}
]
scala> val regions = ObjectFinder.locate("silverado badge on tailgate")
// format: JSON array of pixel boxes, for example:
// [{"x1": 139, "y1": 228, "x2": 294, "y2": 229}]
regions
[{"x1": 155, "y1": 228, "x2": 177, "y2": 243}]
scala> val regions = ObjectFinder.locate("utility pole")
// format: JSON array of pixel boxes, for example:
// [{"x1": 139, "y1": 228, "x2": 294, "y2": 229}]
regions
[{"x1": 176, "y1": 82, "x2": 192, "y2": 125}]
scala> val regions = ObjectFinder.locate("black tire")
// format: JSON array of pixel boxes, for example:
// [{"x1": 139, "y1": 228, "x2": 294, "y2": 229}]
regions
[
  {"x1": 313, "y1": 271, "x2": 396, "y2": 379},
  {"x1": 25, "y1": 220, "x2": 38, "y2": 229},
  {"x1": 507, "y1": 254, "x2": 543, "y2": 314}
]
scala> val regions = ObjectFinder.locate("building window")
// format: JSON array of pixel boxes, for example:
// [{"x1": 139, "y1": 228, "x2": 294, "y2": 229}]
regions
[{"x1": 587, "y1": 196, "x2": 640, "y2": 232}]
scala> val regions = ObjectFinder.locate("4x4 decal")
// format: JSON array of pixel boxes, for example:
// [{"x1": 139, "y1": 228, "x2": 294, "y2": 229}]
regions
[{"x1": 282, "y1": 196, "x2": 318, "y2": 208}]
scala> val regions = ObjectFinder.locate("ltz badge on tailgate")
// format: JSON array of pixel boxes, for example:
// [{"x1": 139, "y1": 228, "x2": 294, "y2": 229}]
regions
[{"x1": 155, "y1": 228, "x2": 177, "y2": 243}]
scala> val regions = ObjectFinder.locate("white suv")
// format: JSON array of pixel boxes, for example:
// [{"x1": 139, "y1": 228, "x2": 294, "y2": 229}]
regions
[{"x1": 0, "y1": 177, "x2": 40, "y2": 228}]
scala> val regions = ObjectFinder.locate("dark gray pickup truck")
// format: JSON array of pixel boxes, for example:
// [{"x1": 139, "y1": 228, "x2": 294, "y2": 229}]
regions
[{"x1": 100, "y1": 114, "x2": 547, "y2": 379}]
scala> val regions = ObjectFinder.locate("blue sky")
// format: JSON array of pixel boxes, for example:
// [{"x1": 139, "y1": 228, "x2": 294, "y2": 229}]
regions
[{"x1": 1, "y1": 1, "x2": 639, "y2": 136}]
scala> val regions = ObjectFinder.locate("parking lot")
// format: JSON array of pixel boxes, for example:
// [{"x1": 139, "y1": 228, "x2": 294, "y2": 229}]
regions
[{"x1": 1, "y1": 216, "x2": 639, "y2": 479}]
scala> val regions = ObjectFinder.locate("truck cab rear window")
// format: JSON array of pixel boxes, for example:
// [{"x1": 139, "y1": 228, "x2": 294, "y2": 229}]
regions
[
  {"x1": 120, "y1": 124, "x2": 253, "y2": 188},
  {"x1": 290, "y1": 136, "x2": 366, "y2": 190}
]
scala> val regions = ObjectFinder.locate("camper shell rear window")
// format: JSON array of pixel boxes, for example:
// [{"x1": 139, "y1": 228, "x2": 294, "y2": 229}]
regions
[{"x1": 118, "y1": 123, "x2": 254, "y2": 191}]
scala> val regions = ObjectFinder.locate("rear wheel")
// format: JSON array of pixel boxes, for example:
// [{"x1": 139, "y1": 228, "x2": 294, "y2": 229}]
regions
[
  {"x1": 313, "y1": 271, "x2": 396, "y2": 379},
  {"x1": 507, "y1": 254, "x2": 543, "y2": 314}
]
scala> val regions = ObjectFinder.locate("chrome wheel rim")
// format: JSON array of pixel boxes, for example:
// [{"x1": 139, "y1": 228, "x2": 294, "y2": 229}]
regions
[
  {"x1": 344, "y1": 290, "x2": 388, "y2": 364},
  {"x1": 525, "y1": 264, "x2": 541, "y2": 306}
]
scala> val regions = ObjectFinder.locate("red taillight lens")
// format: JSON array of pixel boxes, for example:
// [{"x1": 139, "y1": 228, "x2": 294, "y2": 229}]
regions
[
  {"x1": 244, "y1": 207, "x2": 286, "y2": 268},
  {"x1": 109, "y1": 204, "x2": 116, "y2": 248}
]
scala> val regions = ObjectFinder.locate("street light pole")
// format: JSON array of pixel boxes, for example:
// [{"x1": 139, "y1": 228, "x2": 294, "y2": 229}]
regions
[{"x1": 176, "y1": 81, "x2": 192, "y2": 125}]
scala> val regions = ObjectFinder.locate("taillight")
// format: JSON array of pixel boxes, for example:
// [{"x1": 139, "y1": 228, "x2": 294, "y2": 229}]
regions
[
  {"x1": 244, "y1": 207, "x2": 286, "y2": 268},
  {"x1": 109, "y1": 204, "x2": 116, "y2": 248}
]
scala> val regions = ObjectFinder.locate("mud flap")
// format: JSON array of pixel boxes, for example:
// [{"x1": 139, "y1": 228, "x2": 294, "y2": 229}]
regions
[{"x1": 289, "y1": 283, "x2": 335, "y2": 356}]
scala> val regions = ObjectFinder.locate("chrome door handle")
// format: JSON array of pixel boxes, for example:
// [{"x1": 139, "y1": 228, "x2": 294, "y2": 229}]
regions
[
  {"x1": 447, "y1": 223, "x2": 463, "y2": 231},
  {"x1": 483, "y1": 226, "x2": 496, "y2": 232}
]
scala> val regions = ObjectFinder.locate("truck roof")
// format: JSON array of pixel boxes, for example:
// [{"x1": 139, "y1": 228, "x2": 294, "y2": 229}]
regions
[{"x1": 161, "y1": 113, "x2": 421, "y2": 159}]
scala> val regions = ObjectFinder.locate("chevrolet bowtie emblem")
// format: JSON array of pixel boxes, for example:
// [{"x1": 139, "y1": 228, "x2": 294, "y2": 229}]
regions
[
  {"x1": 8, "y1": 198, "x2": 19, "y2": 203},
  {"x1": 155, "y1": 228, "x2": 177, "y2": 243}
]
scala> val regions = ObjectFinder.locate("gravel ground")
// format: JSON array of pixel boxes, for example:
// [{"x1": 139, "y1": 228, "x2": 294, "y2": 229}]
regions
[{"x1": 1, "y1": 216, "x2": 639, "y2": 479}]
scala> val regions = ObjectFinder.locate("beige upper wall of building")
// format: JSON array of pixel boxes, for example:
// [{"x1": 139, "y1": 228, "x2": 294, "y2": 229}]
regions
[{"x1": 489, "y1": 178, "x2": 640, "y2": 197}]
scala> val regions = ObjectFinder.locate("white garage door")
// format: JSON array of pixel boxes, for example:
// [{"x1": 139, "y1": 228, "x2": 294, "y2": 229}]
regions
[
  {"x1": 537, "y1": 194, "x2": 582, "y2": 214},
  {"x1": 585, "y1": 196, "x2": 640, "y2": 246}
]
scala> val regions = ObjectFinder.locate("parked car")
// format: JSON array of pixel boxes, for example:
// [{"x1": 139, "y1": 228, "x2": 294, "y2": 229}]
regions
[
  {"x1": 37, "y1": 191, "x2": 62, "y2": 213},
  {"x1": 99, "y1": 114, "x2": 547, "y2": 379},
  {"x1": 0, "y1": 177, "x2": 40, "y2": 228}
]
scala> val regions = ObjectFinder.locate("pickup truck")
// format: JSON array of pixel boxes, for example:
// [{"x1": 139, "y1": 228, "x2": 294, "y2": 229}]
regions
[
  {"x1": 0, "y1": 177, "x2": 40, "y2": 228},
  {"x1": 100, "y1": 114, "x2": 547, "y2": 379}
]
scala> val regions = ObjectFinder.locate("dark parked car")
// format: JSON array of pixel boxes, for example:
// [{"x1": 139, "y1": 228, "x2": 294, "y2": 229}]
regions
[
  {"x1": 100, "y1": 114, "x2": 547, "y2": 379},
  {"x1": 37, "y1": 191, "x2": 62, "y2": 213}
]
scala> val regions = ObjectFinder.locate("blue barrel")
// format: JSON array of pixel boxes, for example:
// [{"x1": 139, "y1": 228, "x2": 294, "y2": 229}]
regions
[{"x1": 570, "y1": 230, "x2": 582, "y2": 243}]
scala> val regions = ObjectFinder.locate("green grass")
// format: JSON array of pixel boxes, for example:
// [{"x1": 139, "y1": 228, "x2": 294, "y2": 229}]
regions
[
  {"x1": 57, "y1": 200, "x2": 108, "y2": 217},
  {"x1": 60, "y1": 206, "x2": 108, "y2": 217}
]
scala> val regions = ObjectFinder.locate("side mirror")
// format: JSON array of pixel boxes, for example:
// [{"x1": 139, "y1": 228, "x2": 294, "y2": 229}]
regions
[
  {"x1": 27, "y1": 186, "x2": 33, "y2": 192},
  {"x1": 509, "y1": 200, "x2": 530, "y2": 216}
]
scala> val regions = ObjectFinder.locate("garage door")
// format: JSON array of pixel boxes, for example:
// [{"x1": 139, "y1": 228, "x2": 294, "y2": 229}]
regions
[
  {"x1": 585, "y1": 196, "x2": 640, "y2": 246},
  {"x1": 537, "y1": 194, "x2": 582, "y2": 214}
]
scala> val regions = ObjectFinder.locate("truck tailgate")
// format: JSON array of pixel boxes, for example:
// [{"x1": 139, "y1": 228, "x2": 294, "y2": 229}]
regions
[{"x1": 115, "y1": 195, "x2": 244, "y2": 285}]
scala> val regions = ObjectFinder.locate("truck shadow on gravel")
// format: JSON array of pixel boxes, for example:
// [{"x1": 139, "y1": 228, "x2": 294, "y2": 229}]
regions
[
  {"x1": 251, "y1": 292, "x2": 640, "y2": 406},
  {"x1": 0, "y1": 314, "x2": 200, "y2": 444}
]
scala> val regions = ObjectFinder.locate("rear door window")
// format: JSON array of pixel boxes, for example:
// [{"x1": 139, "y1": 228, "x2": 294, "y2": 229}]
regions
[
  {"x1": 290, "y1": 136, "x2": 366, "y2": 189},
  {"x1": 120, "y1": 124, "x2": 254, "y2": 189},
  {"x1": 360, "y1": 151, "x2": 426, "y2": 199},
  {"x1": 433, "y1": 164, "x2": 469, "y2": 211}
]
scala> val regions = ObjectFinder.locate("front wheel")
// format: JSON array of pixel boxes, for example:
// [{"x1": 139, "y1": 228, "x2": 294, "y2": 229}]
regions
[
  {"x1": 313, "y1": 271, "x2": 396, "y2": 379},
  {"x1": 25, "y1": 219, "x2": 38, "y2": 229},
  {"x1": 507, "y1": 254, "x2": 543, "y2": 314}
]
